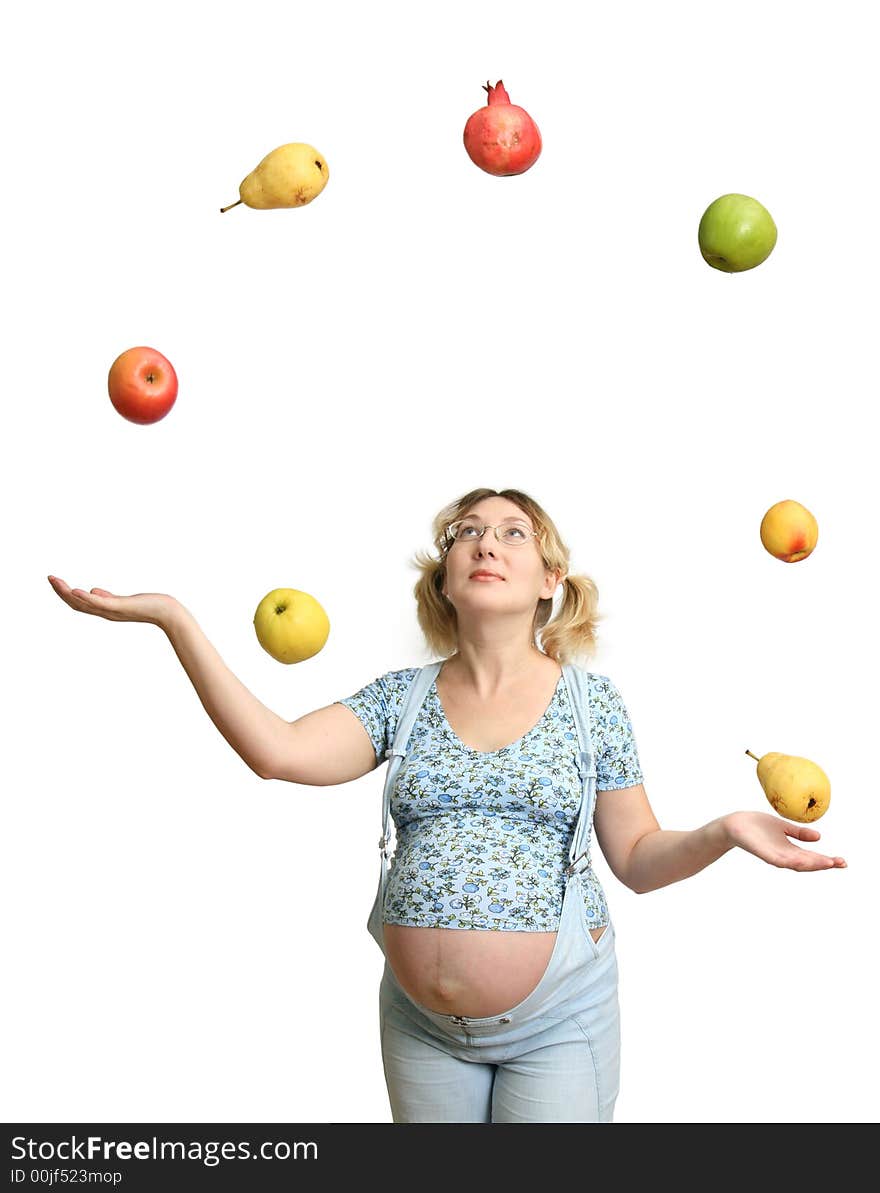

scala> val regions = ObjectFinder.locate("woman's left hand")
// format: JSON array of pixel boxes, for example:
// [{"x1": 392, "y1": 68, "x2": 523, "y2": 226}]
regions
[{"x1": 724, "y1": 811, "x2": 847, "y2": 871}]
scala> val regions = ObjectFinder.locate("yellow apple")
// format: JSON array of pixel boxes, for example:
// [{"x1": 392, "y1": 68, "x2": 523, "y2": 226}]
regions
[
  {"x1": 253, "y1": 588, "x2": 330, "y2": 664},
  {"x1": 759, "y1": 499, "x2": 818, "y2": 563}
]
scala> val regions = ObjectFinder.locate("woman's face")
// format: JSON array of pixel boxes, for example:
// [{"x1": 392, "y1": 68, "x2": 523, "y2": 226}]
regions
[{"x1": 441, "y1": 497, "x2": 561, "y2": 615}]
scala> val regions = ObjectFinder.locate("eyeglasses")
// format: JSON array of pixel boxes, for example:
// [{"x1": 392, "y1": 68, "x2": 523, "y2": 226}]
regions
[{"x1": 445, "y1": 517, "x2": 539, "y2": 547}]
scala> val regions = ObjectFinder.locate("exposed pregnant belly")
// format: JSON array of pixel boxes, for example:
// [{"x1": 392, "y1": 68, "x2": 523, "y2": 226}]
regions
[{"x1": 383, "y1": 923, "x2": 607, "y2": 1018}]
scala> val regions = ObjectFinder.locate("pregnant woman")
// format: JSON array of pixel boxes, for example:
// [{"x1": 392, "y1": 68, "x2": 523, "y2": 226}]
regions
[{"x1": 48, "y1": 486, "x2": 846, "y2": 1123}]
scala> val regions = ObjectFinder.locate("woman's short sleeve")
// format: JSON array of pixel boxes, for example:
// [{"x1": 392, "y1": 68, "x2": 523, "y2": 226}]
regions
[
  {"x1": 591, "y1": 675, "x2": 644, "y2": 791},
  {"x1": 335, "y1": 669, "x2": 416, "y2": 768}
]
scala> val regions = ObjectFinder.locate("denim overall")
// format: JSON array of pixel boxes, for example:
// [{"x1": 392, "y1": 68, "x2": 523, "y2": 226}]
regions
[{"x1": 368, "y1": 662, "x2": 621, "y2": 1123}]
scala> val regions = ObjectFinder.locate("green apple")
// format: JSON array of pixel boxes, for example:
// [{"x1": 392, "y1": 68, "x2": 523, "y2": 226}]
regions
[
  {"x1": 698, "y1": 193, "x2": 777, "y2": 272},
  {"x1": 253, "y1": 587, "x2": 330, "y2": 664}
]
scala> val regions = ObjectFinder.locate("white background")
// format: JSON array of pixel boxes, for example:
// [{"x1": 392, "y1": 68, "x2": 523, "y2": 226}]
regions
[{"x1": 5, "y1": 0, "x2": 878, "y2": 1124}]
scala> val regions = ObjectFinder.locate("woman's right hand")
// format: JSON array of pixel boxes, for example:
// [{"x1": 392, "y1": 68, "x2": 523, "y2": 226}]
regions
[{"x1": 47, "y1": 575, "x2": 183, "y2": 630}]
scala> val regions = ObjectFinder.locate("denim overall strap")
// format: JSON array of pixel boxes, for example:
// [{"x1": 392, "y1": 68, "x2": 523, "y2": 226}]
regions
[
  {"x1": 560, "y1": 664, "x2": 597, "y2": 877},
  {"x1": 377, "y1": 661, "x2": 443, "y2": 878}
]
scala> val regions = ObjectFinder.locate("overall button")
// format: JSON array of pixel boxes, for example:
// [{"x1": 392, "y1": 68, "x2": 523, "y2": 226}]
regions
[{"x1": 498, "y1": 1017, "x2": 510, "y2": 1024}]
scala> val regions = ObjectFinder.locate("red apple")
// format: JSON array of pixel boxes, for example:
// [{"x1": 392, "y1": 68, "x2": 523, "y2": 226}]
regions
[{"x1": 108, "y1": 346, "x2": 178, "y2": 424}]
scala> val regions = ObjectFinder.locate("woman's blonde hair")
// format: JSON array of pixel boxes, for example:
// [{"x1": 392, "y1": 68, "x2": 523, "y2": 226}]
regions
[{"x1": 411, "y1": 487, "x2": 603, "y2": 665}]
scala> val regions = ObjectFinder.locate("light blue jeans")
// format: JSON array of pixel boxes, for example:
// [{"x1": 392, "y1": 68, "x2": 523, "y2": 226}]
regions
[{"x1": 372, "y1": 872, "x2": 621, "y2": 1123}]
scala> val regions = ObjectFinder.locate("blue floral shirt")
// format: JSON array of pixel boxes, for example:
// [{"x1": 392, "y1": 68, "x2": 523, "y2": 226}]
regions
[{"x1": 339, "y1": 667, "x2": 644, "y2": 932}]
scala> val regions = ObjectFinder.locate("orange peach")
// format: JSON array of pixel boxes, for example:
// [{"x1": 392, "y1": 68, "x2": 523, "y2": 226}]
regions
[{"x1": 759, "y1": 500, "x2": 818, "y2": 563}]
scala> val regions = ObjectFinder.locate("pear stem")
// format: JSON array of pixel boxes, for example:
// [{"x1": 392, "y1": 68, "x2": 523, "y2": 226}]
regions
[
  {"x1": 745, "y1": 750, "x2": 761, "y2": 762},
  {"x1": 220, "y1": 199, "x2": 242, "y2": 213}
]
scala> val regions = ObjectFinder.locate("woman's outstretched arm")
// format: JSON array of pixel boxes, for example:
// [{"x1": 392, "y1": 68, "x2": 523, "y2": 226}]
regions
[
  {"x1": 593, "y1": 785, "x2": 847, "y2": 895},
  {"x1": 48, "y1": 577, "x2": 293, "y2": 779},
  {"x1": 48, "y1": 576, "x2": 378, "y2": 785}
]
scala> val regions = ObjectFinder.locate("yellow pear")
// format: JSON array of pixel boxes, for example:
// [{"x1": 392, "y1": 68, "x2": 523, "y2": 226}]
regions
[
  {"x1": 745, "y1": 749, "x2": 830, "y2": 822},
  {"x1": 221, "y1": 143, "x2": 329, "y2": 213}
]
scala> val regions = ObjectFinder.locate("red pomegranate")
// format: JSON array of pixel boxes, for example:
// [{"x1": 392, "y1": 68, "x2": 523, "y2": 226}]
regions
[{"x1": 463, "y1": 80, "x2": 542, "y2": 176}]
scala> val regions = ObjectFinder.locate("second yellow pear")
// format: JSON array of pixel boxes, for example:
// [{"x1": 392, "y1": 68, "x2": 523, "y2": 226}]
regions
[
  {"x1": 221, "y1": 143, "x2": 330, "y2": 212},
  {"x1": 745, "y1": 749, "x2": 830, "y2": 822}
]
